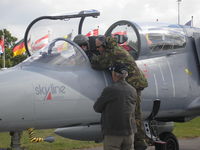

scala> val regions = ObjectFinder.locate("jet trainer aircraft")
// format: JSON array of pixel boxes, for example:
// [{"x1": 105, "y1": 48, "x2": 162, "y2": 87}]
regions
[{"x1": 0, "y1": 9, "x2": 200, "y2": 150}]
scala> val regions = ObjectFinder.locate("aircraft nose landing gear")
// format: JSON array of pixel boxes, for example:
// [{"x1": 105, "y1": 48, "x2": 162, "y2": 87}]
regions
[
  {"x1": 10, "y1": 131, "x2": 24, "y2": 150},
  {"x1": 8, "y1": 129, "x2": 55, "y2": 150}
]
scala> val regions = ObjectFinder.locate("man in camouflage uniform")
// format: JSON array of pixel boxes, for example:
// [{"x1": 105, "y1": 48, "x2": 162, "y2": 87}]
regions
[{"x1": 91, "y1": 35, "x2": 148, "y2": 150}]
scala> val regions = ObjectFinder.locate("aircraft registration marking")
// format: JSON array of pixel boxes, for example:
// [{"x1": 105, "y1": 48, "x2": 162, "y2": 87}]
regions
[
  {"x1": 142, "y1": 63, "x2": 149, "y2": 78},
  {"x1": 137, "y1": 62, "x2": 149, "y2": 78}
]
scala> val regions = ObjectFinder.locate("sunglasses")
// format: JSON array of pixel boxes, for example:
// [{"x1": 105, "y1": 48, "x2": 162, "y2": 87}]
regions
[
  {"x1": 96, "y1": 45, "x2": 103, "y2": 48},
  {"x1": 79, "y1": 43, "x2": 88, "y2": 47}
]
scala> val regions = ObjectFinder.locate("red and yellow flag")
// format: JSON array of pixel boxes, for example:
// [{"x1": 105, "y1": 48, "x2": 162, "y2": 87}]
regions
[{"x1": 13, "y1": 39, "x2": 26, "y2": 57}]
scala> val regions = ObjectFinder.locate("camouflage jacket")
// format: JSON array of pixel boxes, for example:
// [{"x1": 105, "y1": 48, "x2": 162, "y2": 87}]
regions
[{"x1": 91, "y1": 36, "x2": 148, "y2": 90}]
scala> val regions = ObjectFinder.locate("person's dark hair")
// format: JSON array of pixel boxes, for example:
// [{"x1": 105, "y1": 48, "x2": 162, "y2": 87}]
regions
[
  {"x1": 96, "y1": 35, "x2": 107, "y2": 48},
  {"x1": 111, "y1": 63, "x2": 128, "y2": 79},
  {"x1": 73, "y1": 34, "x2": 89, "y2": 48},
  {"x1": 112, "y1": 63, "x2": 128, "y2": 74}
]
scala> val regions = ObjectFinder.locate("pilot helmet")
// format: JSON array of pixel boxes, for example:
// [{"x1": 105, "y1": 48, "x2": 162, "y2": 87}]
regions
[{"x1": 73, "y1": 34, "x2": 89, "y2": 47}]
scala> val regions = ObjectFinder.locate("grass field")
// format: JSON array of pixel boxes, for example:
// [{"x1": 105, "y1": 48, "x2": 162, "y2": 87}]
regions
[
  {"x1": 173, "y1": 116, "x2": 200, "y2": 138},
  {"x1": 0, "y1": 129, "x2": 102, "y2": 150},
  {"x1": 0, "y1": 117, "x2": 199, "y2": 150}
]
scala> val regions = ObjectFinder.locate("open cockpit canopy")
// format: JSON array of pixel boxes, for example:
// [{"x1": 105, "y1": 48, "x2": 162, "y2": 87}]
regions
[{"x1": 24, "y1": 9, "x2": 100, "y2": 56}]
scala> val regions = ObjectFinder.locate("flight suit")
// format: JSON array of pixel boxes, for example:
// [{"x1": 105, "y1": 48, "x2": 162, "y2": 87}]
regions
[{"x1": 91, "y1": 36, "x2": 148, "y2": 150}]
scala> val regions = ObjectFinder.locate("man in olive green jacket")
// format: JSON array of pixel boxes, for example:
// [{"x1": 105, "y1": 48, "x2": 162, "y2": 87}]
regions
[{"x1": 94, "y1": 63, "x2": 137, "y2": 150}]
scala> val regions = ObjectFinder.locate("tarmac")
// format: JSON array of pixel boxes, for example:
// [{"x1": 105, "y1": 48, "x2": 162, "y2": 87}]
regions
[{"x1": 78, "y1": 137, "x2": 200, "y2": 150}]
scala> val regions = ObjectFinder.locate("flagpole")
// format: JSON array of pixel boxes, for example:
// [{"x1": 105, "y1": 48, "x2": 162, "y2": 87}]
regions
[
  {"x1": 2, "y1": 35, "x2": 5, "y2": 68},
  {"x1": 177, "y1": 0, "x2": 182, "y2": 24},
  {"x1": 191, "y1": 16, "x2": 193, "y2": 27}
]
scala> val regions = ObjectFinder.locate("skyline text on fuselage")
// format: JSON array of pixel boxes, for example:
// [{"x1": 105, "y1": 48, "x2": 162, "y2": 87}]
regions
[{"x1": 35, "y1": 84, "x2": 66, "y2": 96}]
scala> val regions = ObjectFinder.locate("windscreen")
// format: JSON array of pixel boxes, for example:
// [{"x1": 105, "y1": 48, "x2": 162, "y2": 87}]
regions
[{"x1": 24, "y1": 39, "x2": 87, "y2": 66}]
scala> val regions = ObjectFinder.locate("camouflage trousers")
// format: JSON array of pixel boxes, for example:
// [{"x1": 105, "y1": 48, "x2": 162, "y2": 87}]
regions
[{"x1": 134, "y1": 90, "x2": 147, "y2": 150}]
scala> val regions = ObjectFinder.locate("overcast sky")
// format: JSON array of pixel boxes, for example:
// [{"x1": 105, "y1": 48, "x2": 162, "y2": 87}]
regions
[{"x1": 1, "y1": 0, "x2": 200, "y2": 40}]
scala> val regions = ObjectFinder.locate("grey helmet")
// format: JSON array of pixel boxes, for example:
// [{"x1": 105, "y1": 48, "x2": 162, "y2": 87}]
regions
[{"x1": 73, "y1": 34, "x2": 89, "y2": 47}]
